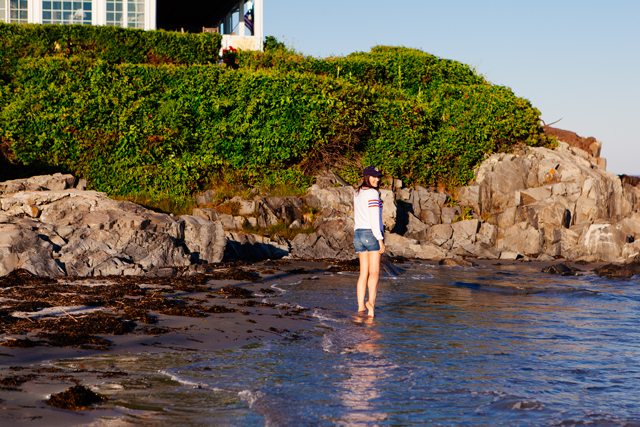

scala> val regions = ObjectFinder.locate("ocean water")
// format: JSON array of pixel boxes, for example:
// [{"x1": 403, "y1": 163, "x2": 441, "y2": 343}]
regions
[{"x1": 61, "y1": 262, "x2": 640, "y2": 426}]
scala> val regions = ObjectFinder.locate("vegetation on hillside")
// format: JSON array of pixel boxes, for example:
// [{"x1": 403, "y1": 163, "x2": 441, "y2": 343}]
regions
[{"x1": 0, "y1": 25, "x2": 553, "y2": 208}]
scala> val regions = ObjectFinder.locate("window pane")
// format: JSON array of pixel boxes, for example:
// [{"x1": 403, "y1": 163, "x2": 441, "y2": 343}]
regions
[{"x1": 83, "y1": 1, "x2": 90, "y2": 10}]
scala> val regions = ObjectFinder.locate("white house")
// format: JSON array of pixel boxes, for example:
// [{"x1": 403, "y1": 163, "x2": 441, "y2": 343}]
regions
[{"x1": 0, "y1": 0, "x2": 263, "y2": 50}]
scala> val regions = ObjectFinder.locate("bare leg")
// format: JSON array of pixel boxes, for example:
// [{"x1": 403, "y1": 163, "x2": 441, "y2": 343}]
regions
[
  {"x1": 357, "y1": 252, "x2": 369, "y2": 312},
  {"x1": 366, "y1": 251, "x2": 381, "y2": 317}
]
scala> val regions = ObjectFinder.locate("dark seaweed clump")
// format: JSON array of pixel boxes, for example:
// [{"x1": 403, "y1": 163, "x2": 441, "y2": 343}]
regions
[
  {"x1": 216, "y1": 285, "x2": 254, "y2": 298},
  {"x1": 45, "y1": 385, "x2": 108, "y2": 410},
  {"x1": 327, "y1": 259, "x2": 360, "y2": 272}
]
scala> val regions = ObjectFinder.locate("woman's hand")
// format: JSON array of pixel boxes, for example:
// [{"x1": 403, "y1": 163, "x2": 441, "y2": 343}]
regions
[{"x1": 378, "y1": 240, "x2": 385, "y2": 254}]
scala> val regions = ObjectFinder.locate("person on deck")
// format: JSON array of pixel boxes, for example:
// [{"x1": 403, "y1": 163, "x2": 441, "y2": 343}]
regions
[{"x1": 353, "y1": 166, "x2": 385, "y2": 317}]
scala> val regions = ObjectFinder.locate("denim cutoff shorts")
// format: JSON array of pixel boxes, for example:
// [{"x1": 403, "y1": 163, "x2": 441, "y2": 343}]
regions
[{"x1": 354, "y1": 229, "x2": 380, "y2": 253}]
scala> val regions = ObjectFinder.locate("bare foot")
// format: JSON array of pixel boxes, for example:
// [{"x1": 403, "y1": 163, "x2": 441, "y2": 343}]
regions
[
  {"x1": 366, "y1": 301, "x2": 375, "y2": 317},
  {"x1": 357, "y1": 307, "x2": 366, "y2": 312}
]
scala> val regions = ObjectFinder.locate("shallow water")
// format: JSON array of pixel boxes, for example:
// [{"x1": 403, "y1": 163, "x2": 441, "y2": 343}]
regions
[{"x1": 60, "y1": 262, "x2": 640, "y2": 426}]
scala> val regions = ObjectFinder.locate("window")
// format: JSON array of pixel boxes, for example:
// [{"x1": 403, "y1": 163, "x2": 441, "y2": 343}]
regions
[
  {"x1": 42, "y1": 1, "x2": 92, "y2": 25},
  {"x1": 0, "y1": 0, "x2": 6, "y2": 23},
  {"x1": 106, "y1": 0, "x2": 144, "y2": 29},
  {"x1": 9, "y1": 0, "x2": 28, "y2": 23}
]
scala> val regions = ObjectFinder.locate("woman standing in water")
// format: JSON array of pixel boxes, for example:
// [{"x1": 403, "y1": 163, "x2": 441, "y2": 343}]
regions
[{"x1": 353, "y1": 166, "x2": 385, "y2": 317}]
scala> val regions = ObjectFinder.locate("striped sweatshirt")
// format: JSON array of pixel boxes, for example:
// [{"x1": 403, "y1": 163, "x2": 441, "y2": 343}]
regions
[{"x1": 353, "y1": 187, "x2": 384, "y2": 241}]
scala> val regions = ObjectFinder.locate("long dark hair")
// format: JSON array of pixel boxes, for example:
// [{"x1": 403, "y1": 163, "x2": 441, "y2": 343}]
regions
[{"x1": 355, "y1": 175, "x2": 380, "y2": 195}]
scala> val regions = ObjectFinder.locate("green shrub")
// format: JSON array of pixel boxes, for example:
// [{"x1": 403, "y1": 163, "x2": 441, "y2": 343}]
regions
[
  {"x1": 0, "y1": 29, "x2": 552, "y2": 205},
  {"x1": 0, "y1": 22, "x2": 221, "y2": 80}
]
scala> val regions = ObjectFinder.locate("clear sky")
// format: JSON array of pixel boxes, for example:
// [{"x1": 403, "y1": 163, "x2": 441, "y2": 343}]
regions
[{"x1": 264, "y1": 0, "x2": 640, "y2": 175}]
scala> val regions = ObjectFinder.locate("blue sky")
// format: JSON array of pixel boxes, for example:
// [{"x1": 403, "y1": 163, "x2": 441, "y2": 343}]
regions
[{"x1": 264, "y1": 0, "x2": 640, "y2": 175}]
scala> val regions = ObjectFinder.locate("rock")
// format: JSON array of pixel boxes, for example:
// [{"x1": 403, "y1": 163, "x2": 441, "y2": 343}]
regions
[
  {"x1": 440, "y1": 206, "x2": 460, "y2": 224},
  {"x1": 455, "y1": 242, "x2": 499, "y2": 259},
  {"x1": 411, "y1": 243, "x2": 447, "y2": 260},
  {"x1": 230, "y1": 196, "x2": 256, "y2": 215},
  {"x1": 226, "y1": 231, "x2": 290, "y2": 260},
  {"x1": 427, "y1": 223, "x2": 453, "y2": 248},
  {"x1": 439, "y1": 257, "x2": 477, "y2": 267},
  {"x1": 289, "y1": 208, "x2": 354, "y2": 260},
  {"x1": 0, "y1": 178, "x2": 227, "y2": 276},
  {"x1": 404, "y1": 212, "x2": 429, "y2": 241},
  {"x1": 380, "y1": 189, "x2": 397, "y2": 231},
  {"x1": 193, "y1": 208, "x2": 218, "y2": 222},
  {"x1": 574, "y1": 223, "x2": 631, "y2": 262},
  {"x1": 289, "y1": 219, "x2": 301, "y2": 229},
  {"x1": 181, "y1": 215, "x2": 226, "y2": 263},
  {"x1": 306, "y1": 185, "x2": 354, "y2": 215},
  {"x1": 218, "y1": 214, "x2": 238, "y2": 229},
  {"x1": 499, "y1": 250, "x2": 523, "y2": 260},
  {"x1": 194, "y1": 189, "x2": 216, "y2": 206},
  {"x1": 477, "y1": 223, "x2": 497, "y2": 246},
  {"x1": 520, "y1": 186, "x2": 552, "y2": 206},
  {"x1": 497, "y1": 222, "x2": 542, "y2": 255},
  {"x1": 451, "y1": 219, "x2": 480, "y2": 247},
  {"x1": 262, "y1": 196, "x2": 303, "y2": 224},
  {"x1": 456, "y1": 185, "x2": 480, "y2": 212},
  {"x1": 536, "y1": 254, "x2": 555, "y2": 261},
  {"x1": 593, "y1": 263, "x2": 640, "y2": 278},
  {"x1": 541, "y1": 263, "x2": 579, "y2": 276}
]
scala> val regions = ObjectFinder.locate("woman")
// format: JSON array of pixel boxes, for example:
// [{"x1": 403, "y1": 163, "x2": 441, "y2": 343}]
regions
[{"x1": 353, "y1": 165, "x2": 385, "y2": 317}]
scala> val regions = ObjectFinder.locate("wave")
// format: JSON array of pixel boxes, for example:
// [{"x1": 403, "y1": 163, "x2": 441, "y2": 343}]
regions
[
  {"x1": 450, "y1": 281, "x2": 599, "y2": 297},
  {"x1": 157, "y1": 370, "x2": 222, "y2": 391}
]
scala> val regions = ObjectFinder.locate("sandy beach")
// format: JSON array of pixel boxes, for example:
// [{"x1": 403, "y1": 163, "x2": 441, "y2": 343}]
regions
[{"x1": 0, "y1": 259, "x2": 346, "y2": 425}]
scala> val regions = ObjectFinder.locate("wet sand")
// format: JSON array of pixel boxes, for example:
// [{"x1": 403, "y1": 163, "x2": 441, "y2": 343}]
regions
[
  {"x1": 0, "y1": 257, "x2": 604, "y2": 425},
  {"x1": 0, "y1": 260, "x2": 352, "y2": 425}
]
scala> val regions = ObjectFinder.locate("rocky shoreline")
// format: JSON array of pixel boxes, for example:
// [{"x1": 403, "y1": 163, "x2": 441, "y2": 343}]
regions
[{"x1": 2, "y1": 137, "x2": 640, "y2": 278}]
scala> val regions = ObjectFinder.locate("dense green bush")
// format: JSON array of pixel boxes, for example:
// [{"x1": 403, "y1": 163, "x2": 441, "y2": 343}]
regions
[
  {"x1": 0, "y1": 23, "x2": 221, "y2": 80},
  {"x1": 239, "y1": 46, "x2": 552, "y2": 186},
  {"x1": 0, "y1": 25, "x2": 552, "y2": 205}
]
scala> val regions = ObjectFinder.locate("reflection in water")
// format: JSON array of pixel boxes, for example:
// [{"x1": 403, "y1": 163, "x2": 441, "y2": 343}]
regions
[{"x1": 340, "y1": 322, "x2": 388, "y2": 424}]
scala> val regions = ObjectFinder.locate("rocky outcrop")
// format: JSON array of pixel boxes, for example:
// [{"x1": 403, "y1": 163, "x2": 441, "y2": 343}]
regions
[
  {"x1": 467, "y1": 142, "x2": 640, "y2": 262},
  {"x1": 0, "y1": 178, "x2": 226, "y2": 277},
  {"x1": 4, "y1": 134, "x2": 636, "y2": 275}
]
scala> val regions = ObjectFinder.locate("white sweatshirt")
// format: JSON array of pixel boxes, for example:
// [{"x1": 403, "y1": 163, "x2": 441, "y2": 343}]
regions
[{"x1": 353, "y1": 187, "x2": 384, "y2": 241}]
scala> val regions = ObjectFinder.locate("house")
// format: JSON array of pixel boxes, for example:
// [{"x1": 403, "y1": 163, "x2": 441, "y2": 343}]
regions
[{"x1": 0, "y1": 0, "x2": 263, "y2": 50}]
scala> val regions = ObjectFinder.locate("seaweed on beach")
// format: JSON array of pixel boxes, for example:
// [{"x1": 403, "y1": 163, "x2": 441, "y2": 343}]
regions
[
  {"x1": 0, "y1": 338, "x2": 40, "y2": 348},
  {"x1": 116, "y1": 295, "x2": 207, "y2": 317},
  {"x1": 42, "y1": 312, "x2": 135, "y2": 335},
  {"x1": 45, "y1": 384, "x2": 108, "y2": 410},
  {"x1": 0, "y1": 269, "x2": 56, "y2": 288},
  {"x1": 207, "y1": 267, "x2": 261, "y2": 282},
  {"x1": 37, "y1": 332, "x2": 113, "y2": 350},
  {"x1": 7, "y1": 301, "x2": 53, "y2": 312},
  {"x1": 205, "y1": 305, "x2": 245, "y2": 314},
  {"x1": 215, "y1": 285, "x2": 254, "y2": 298},
  {"x1": 236, "y1": 300, "x2": 276, "y2": 308},
  {"x1": 0, "y1": 374, "x2": 36, "y2": 387},
  {"x1": 327, "y1": 259, "x2": 360, "y2": 272},
  {"x1": 122, "y1": 307, "x2": 158, "y2": 324}
]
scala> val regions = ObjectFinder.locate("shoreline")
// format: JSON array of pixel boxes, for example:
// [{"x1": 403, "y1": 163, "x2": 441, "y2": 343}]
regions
[
  {"x1": 0, "y1": 258, "x2": 606, "y2": 425},
  {"x1": 0, "y1": 260, "x2": 331, "y2": 425}
]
